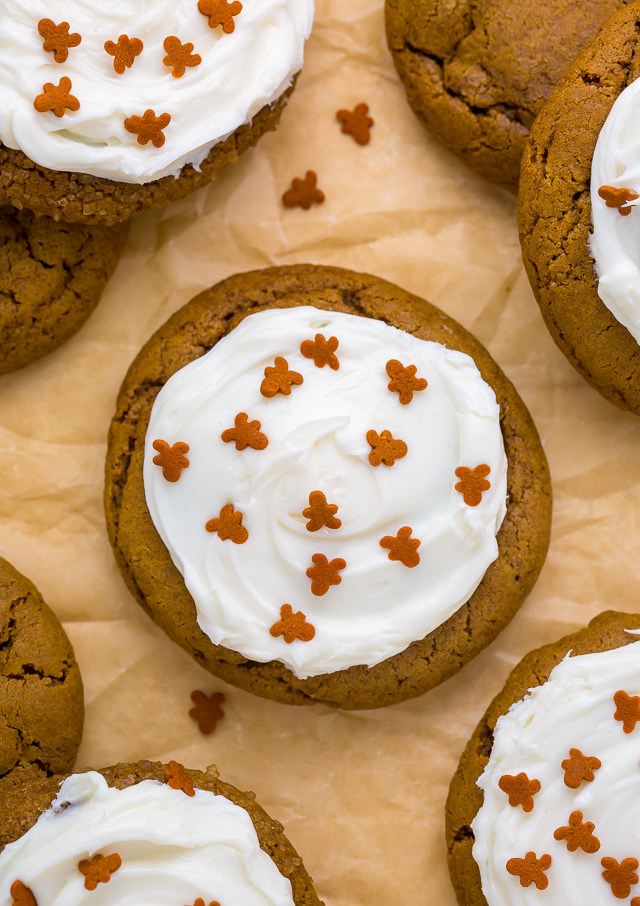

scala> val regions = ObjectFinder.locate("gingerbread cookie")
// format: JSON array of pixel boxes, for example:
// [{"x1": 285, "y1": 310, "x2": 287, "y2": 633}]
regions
[
  {"x1": 386, "y1": 0, "x2": 633, "y2": 191},
  {"x1": 105, "y1": 264, "x2": 551, "y2": 710},
  {"x1": 0, "y1": 1, "x2": 314, "y2": 225},
  {"x1": 0, "y1": 761, "x2": 321, "y2": 905},
  {"x1": 0, "y1": 557, "x2": 84, "y2": 791},
  {"x1": 0, "y1": 206, "x2": 126, "y2": 374},
  {"x1": 519, "y1": 3, "x2": 640, "y2": 414},
  {"x1": 446, "y1": 611, "x2": 640, "y2": 906}
]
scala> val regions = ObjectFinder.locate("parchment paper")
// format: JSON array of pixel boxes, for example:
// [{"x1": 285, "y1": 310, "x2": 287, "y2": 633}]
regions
[{"x1": 2, "y1": 2, "x2": 640, "y2": 904}]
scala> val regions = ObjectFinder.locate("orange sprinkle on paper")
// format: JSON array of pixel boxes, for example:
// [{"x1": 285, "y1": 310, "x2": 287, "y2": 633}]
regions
[{"x1": 336, "y1": 103, "x2": 374, "y2": 145}]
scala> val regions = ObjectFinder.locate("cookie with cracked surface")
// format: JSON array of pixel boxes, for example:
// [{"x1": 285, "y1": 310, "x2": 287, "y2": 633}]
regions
[
  {"x1": 446, "y1": 611, "x2": 640, "y2": 906},
  {"x1": 0, "y1": 206, "x2": 127, "y2": 375},
  {"x1": 519, "y1": 3, "x2": 640, "y2": 414},
  {"x1": 104, "y1": 264, "x2": 551, "y2": 710},
  {"x1": 0, "y1": 557, "x2": 84, "y2": 792},
  {"x1": 385, "y1": 0, "x2": 634, "y2": 191},
  {"x1": 0, "y1": 761, "x2": 321, "y2": 906}
]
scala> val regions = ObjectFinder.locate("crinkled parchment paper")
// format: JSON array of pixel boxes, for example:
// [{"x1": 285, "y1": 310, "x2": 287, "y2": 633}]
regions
[{"x1": 2, "y1": 1, "x2": 640, "y2": 904}]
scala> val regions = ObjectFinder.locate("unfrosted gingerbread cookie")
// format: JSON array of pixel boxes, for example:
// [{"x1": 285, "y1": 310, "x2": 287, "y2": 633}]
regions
[
  {"x1": 0, "y1": 1, "x2": 314, "y2": 225},
  {"x1": 0, "y1": 761, "x2": 321, "y2": 905},
  {"x1": 0, "y1": 557, "x2": 84, "y2": 791},
  {"x1": 385, "y1": 0, "x2": 633, "y2": 191},
  {"x1": 105, "y1": 264, "x2": 551, "y2": 710}
]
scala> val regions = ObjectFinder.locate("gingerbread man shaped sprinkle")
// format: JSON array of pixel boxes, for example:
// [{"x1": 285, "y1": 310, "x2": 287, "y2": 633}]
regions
[
  {"x1": 163, "y1": 36, "x2": 202, "y2": 78},
  {"x1": 380, "y1": 526, "x2": 420, "y2": 567},
  {"x1": 189, "y1": 690, "x2": 225, "y2": 735},
  {"x1": 554, "y1": 811, "x2": 600, "y2": 854},
  {"x1": 38, "y1": 19, "x2": 81, "y2": 63},
  {"x1": 221, "y1": 412, "x2": 268, "y2": 450},
  {"x1": 9, "y1": 881, "x2": 37, "y2": 906},
  {"x1": 306, "y1": 553, "x2": 346, "y2": 596},
  {"x1": 187, "y1": 899, "x2": 221, "y2": 906},
  {"x1": 598, "y1": 185, "x2": 639, "y2": 216},
  {"x1": 601, "y1": 857, "x2": 639, "y2": 898},
  {"x1": 386, "y1": 359, "x2": 427, "y2": 404},
  {"x1": 105, "y1": 34, "x2": 143, "y2": 73},
  {"x1": 561, "y1": 748, "x2": 601, "y2": 789},
  {"x1": 124, "y1": 110, "x2": 171, "y2": 148},
  {"x1": 455, "y1": 464, "x2": 491, "y2": 506},
  {"x1": 614, "y1": 689, "x2": 640, "y2": 733},
  {"x1": 366, "y1": 429, "x2": 407, "y2": 467},
  {"x1": 269, "y1": 604, "x2": 315, "y2": 643},
  {"x1": 282, "y1": 171, "x2": 325, "y2": 210},
  {"x1": 198, "y1": 0, "x2": 243, "y2": 33},
  {"x1": 300, "y1": 333, "x2": 339, "y2": 369},
  {"x1": 506, "y1": 852, "x2": 551, "y2": 890},
  {"x1": 34, "y1": 78, "x2": 80, "y2": 118},
  {"x1": 336, "y1": 103, "x2": 374, "y2": 145},
  {"x1": 302, "y1": 490, "x2": 341, "y2": 532},
  {"x1": 166, "y1": 760, "x2": 195, "y2": 796},
  {"x1": 78, "y1": 853, "x2": 122, "y2": 891},
  {"x1": 152, "y1": 439, "x2": 190, "y2": 482},
  {"x1": 260, "y1": 356, "x2": 303, "y2": 397},
  {"x1": 497, "y1": 773, "x2": 541, "y2": 812},
  {"x1": 205, "y1": 504, "x2": 248, "y2": 543}
]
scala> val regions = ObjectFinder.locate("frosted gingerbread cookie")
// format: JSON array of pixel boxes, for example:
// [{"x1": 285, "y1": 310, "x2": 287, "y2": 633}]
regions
[
  {"x1": 0, "y1": 761, "x2": 321, "y2": 906},
  {"x1": 519, "y1": 3, "x2": 640, "y2": 414},
  {"x1": 0, "y1": 557, "x2": 84, "y2": 791},
  {"x1": 0, "y1": 1, "x2": 314, "y2": 225},
  {"x1": 104, "y1": 264, "x2": 551, "y2": 709},
  {"x1": 446, "y1": 611, "x2": 640, "y2": 906}
]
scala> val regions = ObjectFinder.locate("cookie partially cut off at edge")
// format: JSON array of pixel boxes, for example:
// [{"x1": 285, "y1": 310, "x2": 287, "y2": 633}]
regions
[
  {"x1": 445, "y1": 611, "x2": 640, "y2": 906},
  {"x1": 0, "y1": 85, "x2": 294, "y2": 226},
  {"x1": 385, "y1": 0, "x2": 633, "y2": 191},
  {"x1": 0, "y1": 206, "x2": 127, "y2": 375},
  {"x1": 104, "y1": 264, "x2": 552, "y2": 710},
  {"x1": 518, "y1": 2, "x2": 640, "y2": 414},
  {"x1": 0, "y1": 760, "x2": 322, "y2": 906},
  {"x1": 0, "y1": 557, "x2": 84, "y2": 792}
]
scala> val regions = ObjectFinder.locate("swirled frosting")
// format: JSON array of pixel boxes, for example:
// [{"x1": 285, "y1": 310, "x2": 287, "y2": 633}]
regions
[
  {"x1": 0, "y1": 771, "x2": 295, "y2": 906},
  {"x1": 472, "y1": 638, "x2": 640, "y2": 906},
  {"x1": 591, "y1": 78, "x2": 640, "y2": 345},
  {"x1": 143, "y1": 306, "x2": 508, "y2": 679},
  {"x1": 0, "y1": 0, "x2": 314, "y2": 183}
]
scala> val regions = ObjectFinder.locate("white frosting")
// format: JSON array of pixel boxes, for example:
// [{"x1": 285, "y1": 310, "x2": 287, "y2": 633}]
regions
[
  {"x1": 0, "y1": 771, "x2": 295, "y2": 906},
  {"x1": 143, "y1": 306, "x2": 508, "y2": 680},
  {"x1": 0, "y1": 0, "x2": 314, "y2": 183},
  {"x1": 472, "y1": 638, "x2": 640, "y2": 906},
  {"x1": 590, "y1": 77, "x2": 640, "y2": 345}
]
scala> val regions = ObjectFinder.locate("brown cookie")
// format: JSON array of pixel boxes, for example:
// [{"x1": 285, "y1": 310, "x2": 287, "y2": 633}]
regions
[
  {"x1": 0, "y1": 206, "x2": 127, "y2": 375},
  {"x1": 104, "y1": 264, "x2": 551, "y2": 710},
  {"x1": 446, "y1": 611, "x2": 640, "y2": 906},
  {"x1": 518, "y1": 3, "x2": 640, "y2": 414},
  {"x1": 0, "y1": 557, "x2": 84, "y2": 792},
  {"x1": 385, "y1": 0, "x2": 633, "y2": 191},
  {"x1": 0, "y1": 86, "x2": 293, "y2": 226},
  {"x1": 0, "y1": 760, "x2": 321, "y2": 906}
]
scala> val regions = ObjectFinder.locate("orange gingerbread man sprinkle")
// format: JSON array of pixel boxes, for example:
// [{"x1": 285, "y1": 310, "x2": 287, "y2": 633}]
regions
[
  {"x1": 282, "y1": 171, "x2": 325, "y2": 210},
  {"x1": 614, "y1": 689, "x2": 640, "y2": 733},
  {"x1": 166, "y1": 760, "x2": 195, "y2": 796},
  {"x1": 554, "y1": 811, "x2": 600, "y2": 854},
  {"x1": 34, "y1": 78, "x2": 80, "y2": 118},
  {"x1": 198, "y1": 0, "x2": 243, "y2": 33},
  {"x1": 506, "y1": 853, "x2": 551, "y2": 890},
  {"x1": 497, "y1": 773, "x2": 541, "y2": 812},
  {"x1": 386, "y1": 359, "x2": 428, "y2": 405},
  {"x1": 187, "y1": 899, "x2": 221, "y2": 906},
  {"x1": 269, "y1": 604, "x2": 315, "y2": 643},
  {"x1": 380, "y1": 526, "x2": 420, "y2": 568},
  {"x1": 602, "y1": 857, "x2": 639, "y2": 898},
  {"x1": 163, "y1": 36, "x2": 202, "y2": 78},
  {"x1": 189, "y1": 690, "x2": 225, "y2": 735},
  {"x1": 300, "y1": 333, "x2": 339, "y2": 369},
  {"x1": 598, "y1": 185, "x2": 639, "y2": 216},
  {"x1": 38, "y1": 19, "x2": 81, "y2": 63},
  {"x1": 104, "y1": 34, "x2": 143, "y2": 74},
  {"x1": 455, "y1": 464, "x2": 492, "y2": 506},
  {"x1": 221, "y1": 412, "x2": 268, "y2": 450},
  {"x1": 306, "y1": 553, "x2": 346, "y2": 596},
  {"x1": 336, "y1": 103, "x2": 374, "y2": 145},
  {"x1": 78, "y1": 853, "x2": 122, "y2": 891},
  {"x1": 303, "y1": 490, "x2": 341, "y2": 532},
  {"x1": 367, "y1": 429, "x2": 407, "y2": 467},
  {"x1": 561, "y1": 748, "x2": 601, "y2": 789},
  {"x1": 152, "y1": 439, "x2": 190, "y2": 482},
  {"x1": 260, "y1": 356, "x2": 303, "y2": 398},
  {"x1": 205, "y1": 504, "x2": 248, "y2": 544},
  {"x1": 125, "y1": 110, "x2": 171, "y2": 148},
  {"x1": 10, "y1": 881, "x2": 37, "y2": 906}
]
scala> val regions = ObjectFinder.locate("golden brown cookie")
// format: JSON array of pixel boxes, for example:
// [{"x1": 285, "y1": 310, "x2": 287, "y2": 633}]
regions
[
  {"x1": 104, "y1": 264, "x2": 551, "y2": 710},
  {"x1": 385, "y1": 0, "x2": 633, "y2": 191},
  {"x1": 518, "y1": 3, "x2": 640, "y2": 414},
  {"x1": 0, "y1": 556, "x2": 84, "y2": 792},
  {"x1": 0, "y1": 206, "x2": 127, "y2": 374},
  {"x1": 446, "y1": 611, "x2": 640, "y2": 906},
  {"x1": 0, "y1": 760, "x2": 321, "y2": 906}
]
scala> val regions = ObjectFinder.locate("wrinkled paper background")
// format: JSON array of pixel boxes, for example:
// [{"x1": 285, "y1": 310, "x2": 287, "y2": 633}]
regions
[{"x1": 2, "y1": 1, "x2": 640, "y2": 904}]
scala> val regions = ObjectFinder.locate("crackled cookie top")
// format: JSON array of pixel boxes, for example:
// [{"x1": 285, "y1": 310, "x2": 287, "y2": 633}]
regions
[
  {"x1": 0, "y1": 771, "x2": 295, "y2": 906},
  {"x1": 0, "y1": 0, "x2": 314, "y2": 184},
  {"x1": 473, "y1": 639, "x2": 640, "y2": 905},
  {"x1": 143, "y1": 306, "x2": 508, "y2": 679}
]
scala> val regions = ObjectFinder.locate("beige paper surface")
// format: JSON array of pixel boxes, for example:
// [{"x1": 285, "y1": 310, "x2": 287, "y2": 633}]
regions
[{"x1": 2, "y1": 1, "x2": 640, "y2": 904}]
